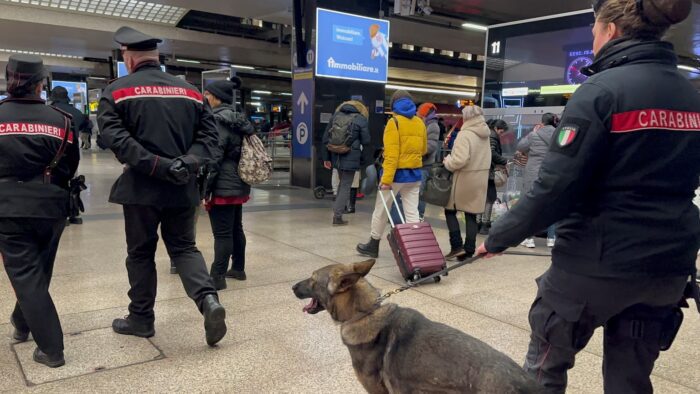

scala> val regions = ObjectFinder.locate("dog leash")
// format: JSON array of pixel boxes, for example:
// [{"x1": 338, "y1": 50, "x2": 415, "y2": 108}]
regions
[{"x1": 376, "y1": 255, "x2": 484, "y2": 304}]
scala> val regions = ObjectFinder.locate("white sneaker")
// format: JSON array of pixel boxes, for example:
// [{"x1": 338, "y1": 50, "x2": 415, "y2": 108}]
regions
[
  {"x1": 547, "y1": 238, "x2": 556, "y2": 248},
  {"x1": 521, "y1": 238, "x2": 536, "y2": 248}
]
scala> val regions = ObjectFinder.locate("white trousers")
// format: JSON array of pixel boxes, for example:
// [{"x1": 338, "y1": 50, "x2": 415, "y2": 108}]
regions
[{"x1": 370, "y1": 182, "x2": 421, "y2": 240}]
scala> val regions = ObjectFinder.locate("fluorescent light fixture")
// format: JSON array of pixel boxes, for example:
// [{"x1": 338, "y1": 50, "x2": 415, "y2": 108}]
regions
[
  {"x1": 249, "y1": 102, "x2": 262, "y2": 106},
  {"x1": 462, "y1": 22, "x2": 488, "y2": 31},
  {"x1": 459, "y1": 53, "x2": 473, "y2": 61},
  {"x1": 277, "y1": 70, "x2": 292, "y2": 74},
  {"x1": 502, "y1": 87, "x2": 529, "y2": 97},
  {"x1": 678, "y1": 65, "x2": 699, "y2": 73},
  {"x1": 176, "y1": 59, "x2": 200, "y2": 64},
  {"x1": 88, "y1": 76, "x2": 107, "y2": 80},
  {"x1": 1, "y1": 0, "x2": 187, "y2": 25},
  {"x1": 385, "y1": 84, "x2": 477, "y2": 97},
  {"x1": 540, "y1": 85, "x2": 580, "y2": 95},
  {"x1": 420, "y1": 47, "x2": 435, "y2": 54},
  {"x1": 401, "y1": 44, "x2": 415, "y2": 51},
  {"x1": 251, "y1": 96, "x2": 262, "y2": 100},
  {"x1": 440, "y1": 50, "x2": 454, "y2": 57},
  {"x1": 252, "y1": 90, "x2": 271, "y2": 94},
  {"x1": 279, "y1": 92, "x2": 293, "y2": 96},
  {"x1": 0, "y1": 48, "x2": 81, "y2": 59},
  {"x1": 232, "y1": 64, "x2": 255, "y2": 70}
]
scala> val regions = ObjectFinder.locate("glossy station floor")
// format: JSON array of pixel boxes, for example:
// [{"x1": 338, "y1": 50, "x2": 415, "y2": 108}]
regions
[{"x1": 1, "y1": 151, "x2": 698, "y2": 393}]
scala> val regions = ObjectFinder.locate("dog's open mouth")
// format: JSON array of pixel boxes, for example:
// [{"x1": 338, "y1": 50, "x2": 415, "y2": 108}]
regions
[{"x1": 302, "y1": 298, "x2": 324, "y2": 314}]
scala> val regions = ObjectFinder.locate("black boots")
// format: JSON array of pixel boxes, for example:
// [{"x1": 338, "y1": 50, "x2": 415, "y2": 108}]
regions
[
  {"x1": 112, "y1": 316, "x2": 155, "y2": 338},
  {"x1": 11, "y1": 320, "x2": 29, "y2": 343},
  {"x1": 225, "y1": 269, "x2": 247, "y2": 281},
  {"x1": 212, "y1": 275, "x2": 227, "y2": 290},
  {"x1": 202, "y1": 294, "x2": 227, "y2": 347},
  {"x1": 33, "y1": 348, "x2": 65, "y2": 368},
  {"x1": 479, "y1": 222, "x2": 491, "y2": 235},
  {"x1": 357, "y1": 238, "x2": 380, "y2": 258},
  {"x1": 445, "y1": 231, "x2": 466, "y2": 261},
  {"x1": 345, "y1": 188, "x2": 358, "y2": 214},
  {"x1": 333, "y1": 216, "x2": 348, "y2": 226}
]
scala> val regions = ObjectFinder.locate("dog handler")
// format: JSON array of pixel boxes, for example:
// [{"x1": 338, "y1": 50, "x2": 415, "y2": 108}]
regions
[{"x1": 478, "y1": 0, "x2": 700, "y2": 392}]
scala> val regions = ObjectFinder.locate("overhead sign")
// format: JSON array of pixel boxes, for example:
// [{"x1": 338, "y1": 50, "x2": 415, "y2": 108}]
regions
[
  {"x1": 292, "y1": 69, "x2": 314, "y2": 158},
  {"x1": 502, "y1": 87, "x2": 529, "y2": 97},
  {"x1": 315, "y1": 8, "x2": 390, "y2": 84}
]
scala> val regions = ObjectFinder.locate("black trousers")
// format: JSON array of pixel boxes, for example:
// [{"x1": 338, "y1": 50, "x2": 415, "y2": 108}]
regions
[
  {"x1": 525, "y1": 266, "x2": 689, "y2": 394},
  {"x1": 444, "y1": 209, "x2": 478, "y2": 255},
  {"x1": 0, "y1": 218, "x2": 65, "y2": 354},
  {"x1": 123, "y1": 205, "x2": 216, "y2": 324},
  {"x1": 208, "y1": 204, "x2": 246, "y2": 276}
]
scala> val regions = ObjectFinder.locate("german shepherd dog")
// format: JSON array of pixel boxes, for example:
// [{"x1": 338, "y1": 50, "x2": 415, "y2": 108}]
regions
[{"x1": 292, "y1": 260, "x2": 543, "y2": 394}]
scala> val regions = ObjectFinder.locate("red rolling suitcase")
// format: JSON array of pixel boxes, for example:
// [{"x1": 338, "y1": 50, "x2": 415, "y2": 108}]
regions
[{"x1": 379, "y1": 190, "x2": 447, "y2": 283}]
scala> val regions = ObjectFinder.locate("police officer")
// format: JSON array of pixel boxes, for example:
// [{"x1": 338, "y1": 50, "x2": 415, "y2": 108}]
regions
[
  {"x1": 477, "y1": 0, "x2": 700, "y2": 392},
  {"x1": 97, "y1": 26, "x2": 226, "y2": 347},
  {"x1": 50, "y1": 86, "x2": 88, "y2": 225},
  {"x1": 0, "y1": 55, "x2": 80, "y2": 368}
]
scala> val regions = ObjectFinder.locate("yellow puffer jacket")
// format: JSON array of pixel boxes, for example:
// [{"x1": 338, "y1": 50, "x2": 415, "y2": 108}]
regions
[{"x1": 381, "y1": 115, "x2": 427, "y2": 185}]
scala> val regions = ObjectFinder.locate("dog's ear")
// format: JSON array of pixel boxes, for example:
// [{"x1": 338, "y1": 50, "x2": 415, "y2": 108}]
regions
[
  {"x1": 328, "y1": 260, "x2": 376, "y2": 294},
  {"x1": 330, "y1": 272, "x2": 363, "y2": 295},
  {"x1": 352, "y1": 259, "x2": 376, "y2": 277}
]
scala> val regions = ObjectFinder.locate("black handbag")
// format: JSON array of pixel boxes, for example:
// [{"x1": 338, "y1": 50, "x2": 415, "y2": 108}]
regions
[{"x1": 423, "y1": 164, "x2": 453, "y2": 207}]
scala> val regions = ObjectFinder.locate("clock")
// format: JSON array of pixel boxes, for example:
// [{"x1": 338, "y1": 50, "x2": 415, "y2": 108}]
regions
[{"x1": 566, "y1": 56, "x2": 593, "y2": 85}]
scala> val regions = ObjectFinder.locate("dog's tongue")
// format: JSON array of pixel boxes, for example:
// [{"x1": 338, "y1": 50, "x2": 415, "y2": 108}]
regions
[{"x1": 303, "y1": 299, "x2": 318, "y2": 313}]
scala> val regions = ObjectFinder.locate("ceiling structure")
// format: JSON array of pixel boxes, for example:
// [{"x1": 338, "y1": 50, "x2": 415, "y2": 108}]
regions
[{"x1": 0, "y1": 0, "x2": 697, "y2": 93}]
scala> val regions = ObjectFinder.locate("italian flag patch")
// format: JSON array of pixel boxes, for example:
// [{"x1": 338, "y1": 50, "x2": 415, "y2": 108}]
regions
[{"x1": 557, "y1": 126, "x2": 578, "y2": 147}]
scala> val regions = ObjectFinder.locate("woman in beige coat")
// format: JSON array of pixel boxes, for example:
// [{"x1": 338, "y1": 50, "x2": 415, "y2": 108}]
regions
[{"x1": 443, "y1": 106, "x2": 492, "y2": 260}]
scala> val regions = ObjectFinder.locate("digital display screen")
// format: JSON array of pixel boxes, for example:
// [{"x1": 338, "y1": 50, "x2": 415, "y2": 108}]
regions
[
  {"x1": 484, "y1": 11, "x2": 595, "y2": 108},
  {"x1": 315, "y1": 8, "x2": 390, "y2": 83},
  {"x1": 51, "y1": 80, "x2": 87, "y2": 111},
  {"x1": 117, "y1": 61, "x2": 166, "y2": 78}
]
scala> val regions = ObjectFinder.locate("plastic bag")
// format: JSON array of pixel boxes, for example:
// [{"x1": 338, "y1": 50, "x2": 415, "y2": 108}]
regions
[{"x1": 491, "y1": 199, "x2": 509, "y2": 222}]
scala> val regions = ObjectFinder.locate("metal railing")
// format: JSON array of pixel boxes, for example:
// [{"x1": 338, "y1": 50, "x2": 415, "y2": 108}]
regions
[{"x1": 263, "y1": 128, "x2": 291, "y2": 170}]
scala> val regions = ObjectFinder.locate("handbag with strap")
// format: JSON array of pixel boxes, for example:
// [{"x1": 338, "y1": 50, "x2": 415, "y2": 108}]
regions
[{"x1": 423, "y1": 163, "x2": 453, "y2": 207}]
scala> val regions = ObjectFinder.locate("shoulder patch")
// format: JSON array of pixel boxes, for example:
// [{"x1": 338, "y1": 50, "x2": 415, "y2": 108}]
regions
[{"x1": 556, "y1": 125, "x2": 578, "y2": 147}]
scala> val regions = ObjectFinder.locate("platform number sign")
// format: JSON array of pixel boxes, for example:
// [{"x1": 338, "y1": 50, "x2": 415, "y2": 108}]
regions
[{"x1": 491, "y1": 41, "x2": 501, "y2": 55}]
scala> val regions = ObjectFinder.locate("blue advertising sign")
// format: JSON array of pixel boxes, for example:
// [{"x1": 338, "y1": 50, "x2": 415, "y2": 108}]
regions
[
  {"x1": 292, "y1": 70, "x2": 314, "y2": 158},
  {"x1": 117, "y1": 62, "x2": 166, "y2": 78},
  {"x1": 315, "y1": 8, "x2": 390, "y2": 84}
]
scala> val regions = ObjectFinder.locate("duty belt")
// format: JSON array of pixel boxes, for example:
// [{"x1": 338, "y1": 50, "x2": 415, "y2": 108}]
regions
[{"x1": 0, "y1": 175, "x2": 63, "y2": 187}]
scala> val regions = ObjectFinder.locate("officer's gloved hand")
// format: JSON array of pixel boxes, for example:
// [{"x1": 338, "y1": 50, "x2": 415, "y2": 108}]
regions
[
  {"x1": 167, "y1": 159, "x2": 191, "y2": 185},
  {"x1": 175, "y1": 155, "x2": 200, "y2": 173}
]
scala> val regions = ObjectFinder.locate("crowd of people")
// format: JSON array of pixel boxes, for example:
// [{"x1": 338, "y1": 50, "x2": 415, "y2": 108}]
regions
[{"x1": 0, "y1": 0, "x2": 699, "y2": 392}]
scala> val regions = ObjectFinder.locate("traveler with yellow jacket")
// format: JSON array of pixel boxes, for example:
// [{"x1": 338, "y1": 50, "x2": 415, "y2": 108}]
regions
[{"x1": 357, "y1": 90, "x2": 427, "y2": 258}]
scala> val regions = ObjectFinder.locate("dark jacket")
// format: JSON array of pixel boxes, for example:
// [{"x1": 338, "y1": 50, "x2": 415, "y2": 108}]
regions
[
  {"x1": 97, "y1": 62, "x2": 219, "y2": 207},
  {"x1": 208, "y1": 105, "x2": 255, "y2": 198},
  {"x1": 489, "y1": 129, "x2": 507, "y2": 180},
  {"x1": 486, "y1": 39, "x2": 700, "y2": 279},
  {"x1": 0, "y1": 98, "x2": 80, "y2": 218},
  {"x1": 321, "y1": 102, "x2": 371, "y2": 172},
  {"x1": 52, "y1": 99, "x2": 90, "y2": 136}
]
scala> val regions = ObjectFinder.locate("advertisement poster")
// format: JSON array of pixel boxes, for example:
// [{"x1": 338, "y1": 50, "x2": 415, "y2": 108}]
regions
[{"x1": 315, "y1": 8, "x2": 390, "y2": 84}]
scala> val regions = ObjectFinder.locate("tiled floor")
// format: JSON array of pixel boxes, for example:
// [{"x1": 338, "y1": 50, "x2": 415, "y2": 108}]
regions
[{"x1": 0, "y1": 150, "x2": 698, "y2": 393}]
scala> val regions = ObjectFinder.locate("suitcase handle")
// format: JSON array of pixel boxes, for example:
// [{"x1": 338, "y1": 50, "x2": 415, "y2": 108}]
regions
[{"x1": 378, "y1": 188, "x2": 405, "y2": 228}]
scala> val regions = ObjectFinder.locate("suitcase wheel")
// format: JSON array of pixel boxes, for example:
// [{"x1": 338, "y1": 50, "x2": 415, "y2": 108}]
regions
[
  {"x1": 433, "y1": 276, "x2": 441, "y2": 283},
  {"x1": 313, "y1": 187, "x2": 326, "y2": 200},
  {"x1": 411, "y1": 272, "x2": 421, "y2": 283}
]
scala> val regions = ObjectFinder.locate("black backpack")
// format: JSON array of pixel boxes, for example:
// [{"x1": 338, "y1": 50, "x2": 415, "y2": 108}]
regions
[{"x1": 326, "y1": 112, "x2": 354, "y2": 154}]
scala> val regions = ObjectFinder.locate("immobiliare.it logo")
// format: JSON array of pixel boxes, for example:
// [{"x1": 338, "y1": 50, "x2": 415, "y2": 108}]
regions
[{"x1": 327, "y1": 57, "x2": 379, "y2": 74}]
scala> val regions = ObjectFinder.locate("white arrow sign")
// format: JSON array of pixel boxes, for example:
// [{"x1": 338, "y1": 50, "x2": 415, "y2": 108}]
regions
[{"x1": 297, "y1": 91, "x2": 309, "y2": 115}]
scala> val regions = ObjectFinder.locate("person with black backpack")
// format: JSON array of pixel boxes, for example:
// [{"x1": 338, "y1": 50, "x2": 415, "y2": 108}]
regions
[{"x1": 322, "y1": 100, "x2": 371, "y2": 226}]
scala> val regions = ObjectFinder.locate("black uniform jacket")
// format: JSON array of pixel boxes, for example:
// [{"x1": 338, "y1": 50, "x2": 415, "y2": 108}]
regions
[
  {"x1": 207, "y1": 105, "x2": 255, "y2": 198},
  {"x1": 486, "y1": 39, "x2": 700, "y2": 279},
  {"x1": 98, "y1": 62, "x2": 219, "y2": 207},
  {"x1": 0, "y1": 98, "x2": 80, "y2": 218}
]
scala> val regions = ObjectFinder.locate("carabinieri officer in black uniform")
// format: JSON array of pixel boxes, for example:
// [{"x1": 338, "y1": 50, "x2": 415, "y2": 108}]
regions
[
  {"x1": 477, "y1": 0, "x2": 700, "y2": 392},
  {"x1": 0, "y1": 55, "x2": 80, "y2": 368},
  {"x1": 98, "y1": 26, "x2": 227, "y2": 347}
]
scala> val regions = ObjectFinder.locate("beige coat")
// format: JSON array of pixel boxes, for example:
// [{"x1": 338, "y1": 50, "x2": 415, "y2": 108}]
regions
[{"x1": 444, "y1": 115, "x2": 492, "y2": 213}]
